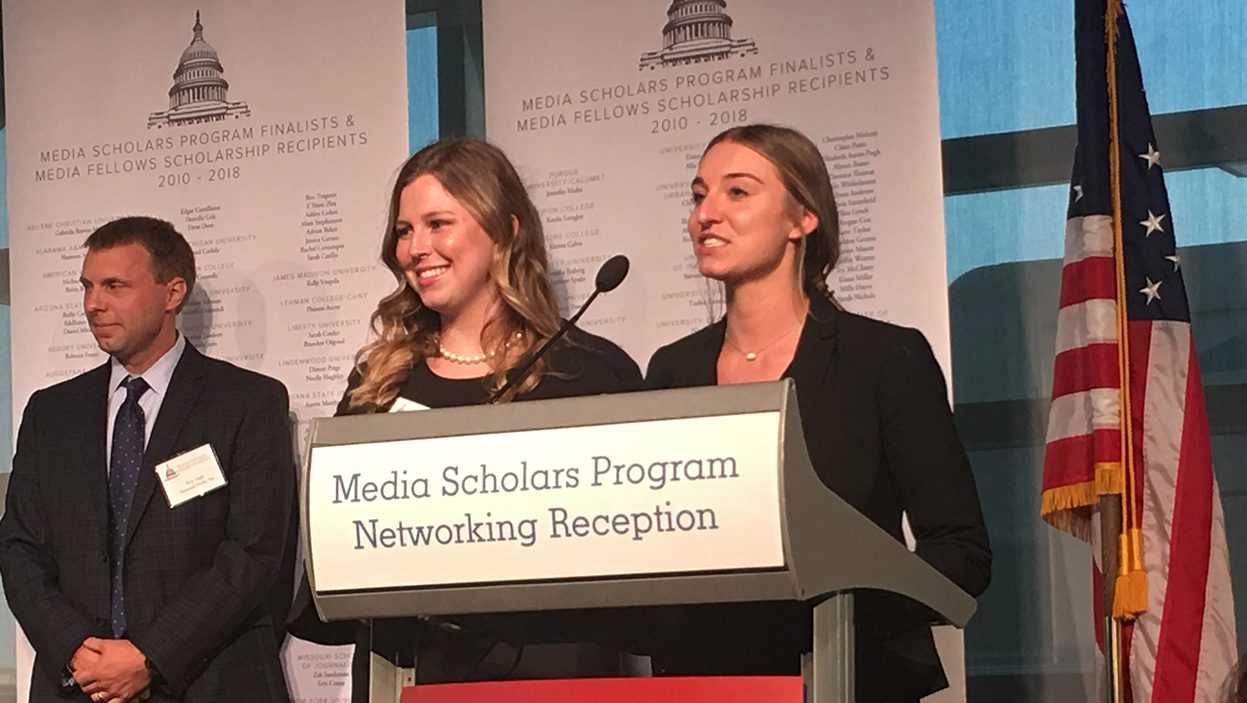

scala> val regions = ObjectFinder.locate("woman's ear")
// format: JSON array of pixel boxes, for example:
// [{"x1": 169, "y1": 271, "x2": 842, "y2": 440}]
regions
[
  {"x1": 800, "y1": 207, "x2": 819, "y2": 236},
  {"x1": 789, "y1": 207, "x2": 819, "y2": 242}
]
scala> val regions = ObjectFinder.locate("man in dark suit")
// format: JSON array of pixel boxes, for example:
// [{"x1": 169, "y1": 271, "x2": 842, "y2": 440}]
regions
[{"x1": 0, "y1": 216, "x2": 296, "y2": 702}]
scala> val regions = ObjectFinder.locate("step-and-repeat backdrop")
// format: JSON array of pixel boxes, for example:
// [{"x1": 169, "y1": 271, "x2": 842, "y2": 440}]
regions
[
  {"x1": 482, "y1": 0, "x2": 953, "y2": 373},
  {"x1": 3, "y1": 1, "x2": 409, "y2": 700}
]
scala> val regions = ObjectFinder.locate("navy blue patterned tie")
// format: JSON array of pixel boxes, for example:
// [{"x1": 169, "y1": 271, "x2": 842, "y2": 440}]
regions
[{"x1": 108, "y1": 376, "x2": 149, "y2": 637}]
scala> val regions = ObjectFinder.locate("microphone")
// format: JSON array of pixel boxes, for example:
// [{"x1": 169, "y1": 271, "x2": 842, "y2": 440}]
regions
[
  {"x1": 593, "y1": 254, "x2": 629, "y2": 294},
  {"x1": 488, "y1": 255, "x2": 629, "y2": 403}
]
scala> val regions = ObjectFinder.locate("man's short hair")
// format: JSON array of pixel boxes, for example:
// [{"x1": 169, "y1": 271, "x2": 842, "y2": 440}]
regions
[{"x1": 84, "y1": 216, "x2": 197, "y2": 304}]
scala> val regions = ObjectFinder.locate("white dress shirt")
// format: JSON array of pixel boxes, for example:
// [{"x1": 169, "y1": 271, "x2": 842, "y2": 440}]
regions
[{"x1": 105, "y1": 333, "x2": 187, "y2": 471}]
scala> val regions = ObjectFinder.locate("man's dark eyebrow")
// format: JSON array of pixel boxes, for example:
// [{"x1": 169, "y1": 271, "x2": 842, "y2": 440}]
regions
[{"x1": 83, "y1": 276, "x2": 125, "y2": 287}]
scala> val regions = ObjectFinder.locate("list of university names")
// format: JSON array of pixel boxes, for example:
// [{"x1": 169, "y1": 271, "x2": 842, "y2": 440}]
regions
[
  {"x1": 528, "y1": 167, "x2": 628, "y2": 328},
  {"x1": 20, "y1": 191, "x2": 378, "y2": 418},
  {"x1": 825, "y1": 129, "x2": 884, "y2": 317},
  {"x1": 17, "y1": 111, "x2": 389, "y2": 421}
]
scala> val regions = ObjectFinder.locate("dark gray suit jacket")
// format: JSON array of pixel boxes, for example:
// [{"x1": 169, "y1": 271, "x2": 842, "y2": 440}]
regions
[
  {"x1": 0, "y1": 343, "x2": 296, "y2": 702},
  {"x1": 644, "y1": 295, "x2": 991, "y2": 700}
]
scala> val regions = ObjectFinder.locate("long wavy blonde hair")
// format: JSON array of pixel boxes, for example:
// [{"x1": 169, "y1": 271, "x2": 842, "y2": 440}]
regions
[{"x1": 346, "y1": 139, "x2": 562, "y2": 411}]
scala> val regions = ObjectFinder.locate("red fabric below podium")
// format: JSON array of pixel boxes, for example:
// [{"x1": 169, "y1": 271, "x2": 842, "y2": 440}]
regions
[{"x1": 402, "y1": 676, "x2": 803, "y2": 702}]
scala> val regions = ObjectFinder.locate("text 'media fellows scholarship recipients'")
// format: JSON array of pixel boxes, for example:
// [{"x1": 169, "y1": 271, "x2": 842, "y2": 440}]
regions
[
  {"x1": 642, "y1": 124, "x2": 991, "y2": 703},
  {"x1": 287, "y1": 138, "x2": 642, "y2": 695},
  {"x1": 0, "y1": 217, "x2": 298, "y2": 703}
]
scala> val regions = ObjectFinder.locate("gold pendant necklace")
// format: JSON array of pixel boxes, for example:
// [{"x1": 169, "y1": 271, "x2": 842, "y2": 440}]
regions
[{"x1": 723, "y1": 322, "x2": 802, "y2": 362}]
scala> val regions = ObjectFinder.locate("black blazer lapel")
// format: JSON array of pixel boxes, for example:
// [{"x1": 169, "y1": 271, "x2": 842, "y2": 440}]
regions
[
  {"x1": 785, "y1": 296, "x2": 840, "y2": 415},
  {"x1": 83, "y1": 363, "x2": 113, "y2": 532},
  {"x1": 125, "y1": 344, "x2": 207, "y2": 549},
  {"x1": 689, "y1": 321, "x2": 724, "y2": 385}
]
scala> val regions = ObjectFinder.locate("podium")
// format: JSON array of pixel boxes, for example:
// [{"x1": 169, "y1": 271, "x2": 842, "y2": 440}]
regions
[{"x1": 301, "y1": 381, "x2": 976, "y2": 702}]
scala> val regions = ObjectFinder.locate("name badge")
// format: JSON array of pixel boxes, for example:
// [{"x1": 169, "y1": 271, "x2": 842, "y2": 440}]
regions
[
  {"x1": 157, "y1": 444, "x2": 228, "y2": 508},
  {"x1": 389, "y1": 397, "x2": 430, "y2": 413}
]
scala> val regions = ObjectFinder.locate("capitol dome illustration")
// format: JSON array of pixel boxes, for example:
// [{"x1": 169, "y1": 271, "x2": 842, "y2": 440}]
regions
[
  {"x1": 148, "y1": 11, "x2": 250, "y2": 128},
  {"x1": 639, "y1": 0, "x2": 758, "y2": 70}
]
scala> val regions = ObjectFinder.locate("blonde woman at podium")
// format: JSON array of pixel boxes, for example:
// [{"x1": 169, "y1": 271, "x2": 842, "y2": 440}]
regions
[
  {"x1": 289, "y1": 138, "x2": 641, "y2": 694},
  {"x1": 643, "y1": 124, "x2": 991, "y2": 703},
  {"x1": 340, "y1": 138, "x2": 640, "y2": 412}
]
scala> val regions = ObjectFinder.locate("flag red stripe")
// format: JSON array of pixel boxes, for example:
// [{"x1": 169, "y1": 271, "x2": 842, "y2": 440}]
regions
[
  {"x1": 1052, "y1": 343, "x2": 1120, "y2": 397},
  {"x1": 1148, "y1": 338, "x2": 1213, "y2": 702},
  {"x1": 1060, "y1": 256, "x2": 1118, "y2": 307},
  {"x1": 1042, "y1": 428, "x2": 1121, "y2": 486}
]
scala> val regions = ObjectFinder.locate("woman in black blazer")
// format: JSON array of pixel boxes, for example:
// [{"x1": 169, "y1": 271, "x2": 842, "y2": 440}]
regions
[{"x1": 644, "y1": 124, "x2": 991, "y2": 702}]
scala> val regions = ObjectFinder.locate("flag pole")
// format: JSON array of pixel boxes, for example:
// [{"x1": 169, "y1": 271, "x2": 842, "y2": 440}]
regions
[
  {"x1": 1100, "y1": 496, "x2": 1124, "y2": 702},
  {"x1": 1104, "y1": 0, "x2": 1134, "y2": 699},
  {"x1": 1105, "y1": 0, "x2": 1146, "y2": 622},
  {"x1": 1105, "y1": 611, "x2": 1124, "y2": 702}
]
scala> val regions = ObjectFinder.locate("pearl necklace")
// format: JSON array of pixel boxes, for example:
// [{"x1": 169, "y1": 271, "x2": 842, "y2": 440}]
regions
[
  {"x1": 723, "y1": 322, "x2": 802, "y2": 362},
  {"x1": 435, "y1": 332, "x2": 522, "y2": 366},
  {"x1": 436, "y1": 346, "x2": 492, "y2": 365}
]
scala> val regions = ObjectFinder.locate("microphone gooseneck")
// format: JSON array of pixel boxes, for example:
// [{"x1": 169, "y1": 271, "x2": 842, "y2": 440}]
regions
[{"x1": 487, "y1": 255, "x2": 631, "y2": 403}]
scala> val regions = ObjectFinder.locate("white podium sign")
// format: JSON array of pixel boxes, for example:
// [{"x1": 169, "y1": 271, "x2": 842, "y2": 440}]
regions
[{"x1": 307, "y1": 412, "x2": 785, "y2": 592}]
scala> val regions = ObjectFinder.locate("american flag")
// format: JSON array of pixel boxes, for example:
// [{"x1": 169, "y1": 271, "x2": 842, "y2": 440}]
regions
[{"x1": 1040, "y1": 0, "x2": 1238, "y2": 700}]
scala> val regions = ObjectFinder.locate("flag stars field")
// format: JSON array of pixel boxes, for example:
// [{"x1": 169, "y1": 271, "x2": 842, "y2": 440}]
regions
[{"x1": 1139, "y1": 210, "x2": 1166, "y2": 236}]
